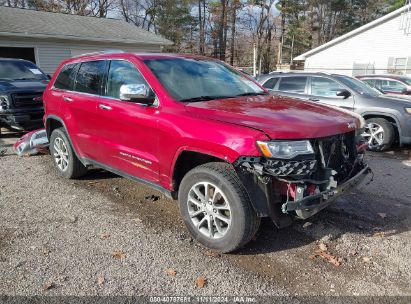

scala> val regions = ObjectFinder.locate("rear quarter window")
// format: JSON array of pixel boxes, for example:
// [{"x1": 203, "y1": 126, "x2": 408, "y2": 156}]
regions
[
  {"x1": 53, "y1": 63, "x2": 78, "y2": 90},
  {"x1": 278, "y1": 76, "x2": 307, "y2": 93},
  {"x1": 262, "y1": 77, "x2": 279, "y2": 89}
]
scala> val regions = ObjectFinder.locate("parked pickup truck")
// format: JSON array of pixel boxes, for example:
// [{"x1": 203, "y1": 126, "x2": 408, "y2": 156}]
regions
[
  {"x1": 43, "y1": 52, "x2": 370, "y2": 252},
  {"x1": 0, "y1": 58, "x2": 48, "y2": 131}
]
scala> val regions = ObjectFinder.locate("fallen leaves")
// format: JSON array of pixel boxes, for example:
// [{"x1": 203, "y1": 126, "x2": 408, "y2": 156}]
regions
[
  {"x1": 363, "y1": 257, "x2": 372, "y2": 263},
  {"x1": 165, "y1": 268, "x2": 177, "y2": 276},
  {"x1": 309, "y1": 243, "x2": 342, "y2": 267},
  {"x1": 318, "y1": 243, "x2": 328, "y2": 252},
  {"x1": 97, "y1": 275, "x2": 105, "y2": 286},
  {"x1": 373, "y1": 231, "x2": 386, "y2": 238},
  {"x1": 43, "y1": 282, "x2": 54, "y2": 291},
  {"x1": 204, "y1": 250, "x2": 221, "y2": 258},
  {"x1": 317, "y1": 251, "x2": 342, "y2": 267},
  {"x1": 195, "y1": 276, "x2": 207, "y2": 288},
  {"x1": 99, "y1": 232, "x2": 111, "y2": 240},
  {"x1": 112, "y1": 250, "x2": 126, "y2": 260},
  {"x1": 302, "y1": 222, "x2": 313, "y2": 229}
]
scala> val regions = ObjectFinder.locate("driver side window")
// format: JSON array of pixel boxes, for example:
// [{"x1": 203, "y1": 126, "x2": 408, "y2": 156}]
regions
[
  {"x1": 106, "y1": 60, "x2": 147, "y2": 99},
  {"x1": 311, "y1": 77, "x2": 345, "y2": 97}
]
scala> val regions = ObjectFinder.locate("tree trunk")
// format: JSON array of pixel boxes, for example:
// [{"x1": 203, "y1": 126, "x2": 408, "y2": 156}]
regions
[
  {"x1": 229, "y1": 0, "x2": 237, "y2": 66},
  {"x1": 198, "y1": 0, "x2": 205, "y2": 55}
]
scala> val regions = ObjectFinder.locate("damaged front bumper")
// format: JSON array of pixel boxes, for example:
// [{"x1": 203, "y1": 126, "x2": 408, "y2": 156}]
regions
[
  {"x1": 281, "y1": 164, "x2": 370, "y2": 218},
  {"x1": 234, "y1": 133, "x2": 371, "y2": 226}
]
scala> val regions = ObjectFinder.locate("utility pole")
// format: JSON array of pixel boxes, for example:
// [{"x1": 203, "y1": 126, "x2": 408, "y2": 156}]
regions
[{"x1": 253, "y1": 43, "x2": 257, "y2": 76}]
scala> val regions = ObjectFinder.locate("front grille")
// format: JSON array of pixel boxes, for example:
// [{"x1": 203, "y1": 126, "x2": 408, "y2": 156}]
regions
[
  {"x1": 312, "y1": 132, "x2": 357, "y2": 183},
  {"x1": 11, "y1": 92, "x2": 43, "y2": 108}
]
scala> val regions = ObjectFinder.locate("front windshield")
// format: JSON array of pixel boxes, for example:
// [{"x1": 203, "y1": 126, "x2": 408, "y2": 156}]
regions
[
  {"x1": 144, "y1": 57, "x2": 266, "y2": 102},
  {"x1": 0, "y1": 60, "x2": 48, "y2": 81},
  {"x1": 335, "y1": 75, "x2": 381, "y2": 97}
]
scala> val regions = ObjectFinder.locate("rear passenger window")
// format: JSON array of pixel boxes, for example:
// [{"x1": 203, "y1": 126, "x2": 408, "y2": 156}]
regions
[
  {"x1": 278, "y1": 76, "x2": 307, "y2": 93},
  {"x1": 262, "y1": 77, "x2": 279, "y2": 89},
  {"x1": 54, "y1": 63, "x2": 77, "y2": 90},
  {"x1": 74, "y1": 61, "x2": 106, "y2": 95}
]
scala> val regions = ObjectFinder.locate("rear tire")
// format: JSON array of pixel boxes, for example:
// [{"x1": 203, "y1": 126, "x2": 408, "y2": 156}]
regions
[
  {"x1": 178, "y1": 162, "x2": 260, "y2": 253},
  {"x1": 50, "y1": 128, "x2": 87, "y2": 179},
  {"x1": 363, "y1": 118, "x2": 395, "y2": 152}
]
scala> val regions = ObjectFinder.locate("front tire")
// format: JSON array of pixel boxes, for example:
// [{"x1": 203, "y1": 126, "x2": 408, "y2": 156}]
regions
[
  {"x1": 50, "y1": 128, "x2": 87, "y2": 179},
  {"x1": 363, "y1": 118, "x2": 395, "y2": 152},
  {"x1": 178, "y1": 162, "x2": 260, "y2": 253}
]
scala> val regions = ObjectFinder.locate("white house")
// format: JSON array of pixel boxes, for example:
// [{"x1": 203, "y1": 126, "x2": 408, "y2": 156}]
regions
[
  {"x1": 294, "y1": 5, "x2": 411, "y2": 76},
  {"x1": 0, "y1": 6, "x2": 172, "y2": 75}
]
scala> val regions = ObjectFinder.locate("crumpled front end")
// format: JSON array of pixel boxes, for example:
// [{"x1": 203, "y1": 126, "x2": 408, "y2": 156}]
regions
[{"x1": 234, "y1": 131, "x2": 371, "y2": 227}]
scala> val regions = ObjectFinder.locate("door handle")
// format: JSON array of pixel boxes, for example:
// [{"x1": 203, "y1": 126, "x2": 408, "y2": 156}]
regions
[
  {"x1": 309, "y1": 98, "x2": 320, "y2": 102},
  {"x1": 63, "y1": 96, "x2": 73, "y2": 102},
  {"x1": 98, "y1": 104, "x2": 112, "y2": 111}
]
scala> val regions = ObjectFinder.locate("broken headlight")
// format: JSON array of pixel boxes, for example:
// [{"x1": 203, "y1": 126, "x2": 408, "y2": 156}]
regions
[
  {"x1": 0, "y1": 95, "x2": 9, "y2": 111},
  {"x1": 257, "y1": 140, "x2": 314, "y2": 159}
]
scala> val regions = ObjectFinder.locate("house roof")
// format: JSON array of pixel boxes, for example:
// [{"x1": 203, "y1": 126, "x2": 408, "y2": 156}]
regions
[
  {"x1": 0, "y1": 6, "x2": 172, "y2": 46},
  {"x1": 294, "y1": 5, "x2": 410, "y2": 60}
]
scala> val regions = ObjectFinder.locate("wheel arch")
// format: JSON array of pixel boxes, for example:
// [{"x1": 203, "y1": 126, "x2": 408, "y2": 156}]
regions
[
  {"x1": 170, "y1": 149, "x2": 230, "y2": 199},
  {"x1": 362, "y1": 112, "x2": 401, "y2": 144},
  {"x1": 45, "y1": 115, "x2": 83, "y2": 161}
]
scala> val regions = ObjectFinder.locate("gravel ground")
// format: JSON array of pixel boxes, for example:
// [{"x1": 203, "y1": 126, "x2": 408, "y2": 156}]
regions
[{"x1": 0, "y1": 131, "x2": 410, "y2": 298}]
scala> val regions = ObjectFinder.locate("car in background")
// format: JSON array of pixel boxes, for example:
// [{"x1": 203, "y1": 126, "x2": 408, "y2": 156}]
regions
[
  {"x1": 357, "y1": 75, "x2": 411, "y2": 97},
  {"x1": 0, "y1": 58, "x2": 49, "y2": 132},
  {"x1": 257, "y1": 72, "x2": 411, "y2": 151}
]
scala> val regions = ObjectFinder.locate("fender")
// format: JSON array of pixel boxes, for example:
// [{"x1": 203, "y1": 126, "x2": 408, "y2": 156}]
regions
[{"x1": 168, "y1": 145, "x2": 238, "y2": 183}]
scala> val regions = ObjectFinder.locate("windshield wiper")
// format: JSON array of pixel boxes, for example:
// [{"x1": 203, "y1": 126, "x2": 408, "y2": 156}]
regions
[
  {"x1": 180, "y1": 96, "x2": 232, "y2": 103},
  {"x1": 236, "y1": 92, "x2": 268, "y2": 97},
  {"x1": 14, "y1": 78, "x2": 37, "y2": 81}
]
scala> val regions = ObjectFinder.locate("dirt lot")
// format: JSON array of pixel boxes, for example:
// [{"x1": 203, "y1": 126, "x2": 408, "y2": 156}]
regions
[{"x1": 0, "y1": 131, "x2": 410, "y2": 298}]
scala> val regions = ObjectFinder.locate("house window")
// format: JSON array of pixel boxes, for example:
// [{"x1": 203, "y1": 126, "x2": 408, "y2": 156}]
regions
[{"x1": 395, "y1": 58, "x2": 407, "y2": 71}]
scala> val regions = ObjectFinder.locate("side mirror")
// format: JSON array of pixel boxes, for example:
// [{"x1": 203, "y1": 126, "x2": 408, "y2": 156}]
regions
[
  {"x1": 336, "y1": 89, "x2": 351, "y2": 99},
  {"x1": 119, "y1": 84, "x2": 155, "y2": 105},
  {"x1": 402, "y1": 87, "x2": 411, "y2": 95}
]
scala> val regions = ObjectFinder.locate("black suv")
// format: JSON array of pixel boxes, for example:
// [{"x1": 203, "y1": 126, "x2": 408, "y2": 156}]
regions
[
  {"x1": 0, "y1": 58, "x2": 49, "y2": 132},
  {"x1": 257, "y1": 72, "x2": 411, "y2": 151}
]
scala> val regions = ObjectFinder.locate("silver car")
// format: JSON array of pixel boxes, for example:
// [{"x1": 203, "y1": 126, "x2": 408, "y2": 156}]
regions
[{"x1": 257, "y1": 72, "x2": 411, "y2": 151}]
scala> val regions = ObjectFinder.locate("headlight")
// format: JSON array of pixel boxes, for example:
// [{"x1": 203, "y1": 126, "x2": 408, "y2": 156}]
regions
[
  {"x1": 257, "y1": 140, "x2": 314, "y2": 159},
  {"x1": 405, "y1": 108, "x2": 411, "y2": 114},
  {"x1": 0, "y1": 95, "x2": 9, "y2": 111}
]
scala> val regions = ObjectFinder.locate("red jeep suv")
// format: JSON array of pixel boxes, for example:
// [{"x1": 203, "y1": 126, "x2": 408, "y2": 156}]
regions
[{"x1": 43, "y1": 52, "x2": 370, "y2": 252}]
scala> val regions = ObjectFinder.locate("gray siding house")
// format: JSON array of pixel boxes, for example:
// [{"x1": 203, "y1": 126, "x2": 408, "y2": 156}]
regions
[{"x1": 0, "y1": 6, "x2": 172, "y2": 74}]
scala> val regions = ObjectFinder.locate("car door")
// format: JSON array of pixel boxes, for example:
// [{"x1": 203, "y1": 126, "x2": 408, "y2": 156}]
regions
[
  {"x1": 271, "y1": 76, "x2": 311, "y2": 100},
  {"x1": 307, "y1": 76, "x2": 354, "y2": 110},
  {"x1": 58, "y1": 60, "x2": 107, "y2": 161},
  {"x1": 93, "y1": 59, "x2": 160, "y2": 183}
]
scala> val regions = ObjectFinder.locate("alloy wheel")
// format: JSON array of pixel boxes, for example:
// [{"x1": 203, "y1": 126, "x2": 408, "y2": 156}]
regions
[
  {"x1": 187, "y1": 182, "x2": 231, "y2": 239},
  {"x1": 53, "y1": 137, "x2": 69, "y2": 171},
  {"x1": 362, "y1": 122, "x2": 384, "y2": 150}
]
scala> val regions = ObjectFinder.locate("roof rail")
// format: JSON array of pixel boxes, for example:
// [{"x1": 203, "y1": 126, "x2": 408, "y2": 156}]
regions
[{"x1": 71, "y1": 49, "x2": 124, "y2": 58}]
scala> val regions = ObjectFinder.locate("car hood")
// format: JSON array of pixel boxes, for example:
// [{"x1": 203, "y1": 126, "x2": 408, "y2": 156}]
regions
[
  {"x1": 185, "y1": 95, "x2": 360, "y2": 139},
  {"x1": 0, "y1": 80, "x2": 48, "y2": 93},
  {"x1": 378, "y1": 94, "x2": 411, "y2": 103}
]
